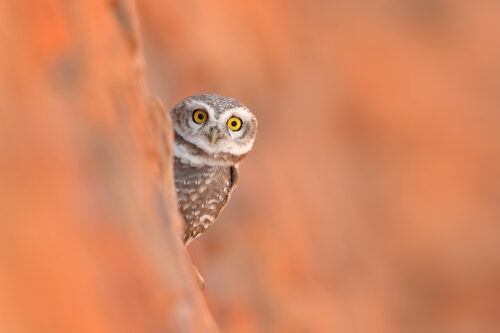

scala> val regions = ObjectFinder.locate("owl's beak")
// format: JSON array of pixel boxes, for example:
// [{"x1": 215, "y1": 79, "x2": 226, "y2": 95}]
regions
[{"x1": 210, "y1": 128, "x2": 220, "y2": 145}]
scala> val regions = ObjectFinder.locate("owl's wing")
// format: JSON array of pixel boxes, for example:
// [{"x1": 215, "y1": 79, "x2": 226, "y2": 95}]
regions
[
  {"x1": 229, "y1": 165, "x2": 239, "y2": 192},
  {"x1": 216, "y1": 165, "x2": 239, "y2": 212}
]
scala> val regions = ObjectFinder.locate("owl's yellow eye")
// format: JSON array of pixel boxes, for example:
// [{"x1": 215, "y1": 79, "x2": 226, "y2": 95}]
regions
[
  {"x1": 227, "y1": 117, "x2": 242, "y2": 131},
  {"x1": 193, "y1": 109, "x2": 208, "y2": 124}
]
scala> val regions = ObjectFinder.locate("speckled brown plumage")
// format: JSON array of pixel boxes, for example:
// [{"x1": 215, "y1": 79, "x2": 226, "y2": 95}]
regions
[
  {"x1": 175, "y1": 157, "x2": 238, "y2": 244},
  {"x1": 170, "y1": 94, "x2": 257, "y2": 245}
]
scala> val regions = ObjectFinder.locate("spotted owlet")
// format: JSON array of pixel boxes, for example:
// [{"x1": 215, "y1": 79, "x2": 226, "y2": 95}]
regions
[{"x1": 171, "y1": 94, "x2": 257, "y2": 245}]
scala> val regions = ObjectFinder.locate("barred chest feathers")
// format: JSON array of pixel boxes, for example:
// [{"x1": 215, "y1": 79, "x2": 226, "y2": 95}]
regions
[{"x1": 174, "y1": 157, "x2": 238, "y2": 245}]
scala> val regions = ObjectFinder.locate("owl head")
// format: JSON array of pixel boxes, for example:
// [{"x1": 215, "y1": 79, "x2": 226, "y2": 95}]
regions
[{"x1": 171, "y1": 94, "x2": 257, "y2": 166}]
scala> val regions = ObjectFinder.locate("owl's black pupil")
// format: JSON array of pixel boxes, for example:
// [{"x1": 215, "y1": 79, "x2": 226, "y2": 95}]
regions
[
  {"x1": 197, "y1": 113, "x2": 204, "y2": 120},
  {"x1": 231, "y1": 121, "x2": 237, "y2": 127}
]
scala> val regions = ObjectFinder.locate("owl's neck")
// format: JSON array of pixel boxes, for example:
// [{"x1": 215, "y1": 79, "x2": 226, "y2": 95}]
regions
[
  {"x1": 173, "y1": 142, "x2": 232, "y2": 167},
  {"x1": 173, "y1": 132, "x2": 246, "y2": 167}
]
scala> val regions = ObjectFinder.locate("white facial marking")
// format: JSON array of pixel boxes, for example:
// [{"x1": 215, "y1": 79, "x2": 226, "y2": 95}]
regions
[
  {"x1": 185, "y1": 100, "x2": 217, "y2": 120},
  {"x1": 177, "y1": 127, "x2": 253, "y2": 156},
  {"x1": 218, "y1": 107, "x2": 252, "y2": 121}
]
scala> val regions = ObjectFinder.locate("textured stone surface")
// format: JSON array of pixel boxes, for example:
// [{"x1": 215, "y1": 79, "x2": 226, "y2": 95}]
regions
[
  {"x1": 0, "y1": 1, "x2": 215, "y2": 332},
  {"x1": 138, "y1": 1, "x2": 500, "y2": 332}
]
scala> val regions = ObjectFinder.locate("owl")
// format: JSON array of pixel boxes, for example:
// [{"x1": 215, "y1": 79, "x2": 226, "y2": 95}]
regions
[{"x1": 171, "y1": 94, "x2": 257, "y2": 245}]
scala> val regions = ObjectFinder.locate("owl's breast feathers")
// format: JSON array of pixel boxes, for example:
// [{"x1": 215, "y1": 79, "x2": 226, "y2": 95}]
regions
[{"x1": 174, "y1": 157, "x2": 238, "y2": 245}]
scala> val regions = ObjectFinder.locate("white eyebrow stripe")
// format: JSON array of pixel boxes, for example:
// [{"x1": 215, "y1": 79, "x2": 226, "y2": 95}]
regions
[
  {"x1": 185, "y1": 100, "x2": 217, "y2": 120},
  {"x1": 218, "y1": 107, "x2": 251, "y2": 120}
]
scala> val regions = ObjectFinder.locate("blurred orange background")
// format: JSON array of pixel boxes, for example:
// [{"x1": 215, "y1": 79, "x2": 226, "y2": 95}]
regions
[
  {"x1": 1, "y1": 0, "x2": 499, "y2": 332},
  {"x1": 138, "y1": 1, "x2": 500, "y2": 332}
]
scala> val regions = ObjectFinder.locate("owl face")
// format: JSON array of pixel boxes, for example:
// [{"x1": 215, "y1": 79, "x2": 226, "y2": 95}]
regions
[{"x1": 172, "y1": 94, "x2": 257, "y2": 165}]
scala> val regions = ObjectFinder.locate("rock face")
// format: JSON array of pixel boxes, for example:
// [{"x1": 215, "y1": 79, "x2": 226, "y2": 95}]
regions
[
  {"x1": 137, "y1": 1, "x2": 500, "y2": 332},
  {"x1": 0, "y1": 1, "x2": 215, "y2": 332}
]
